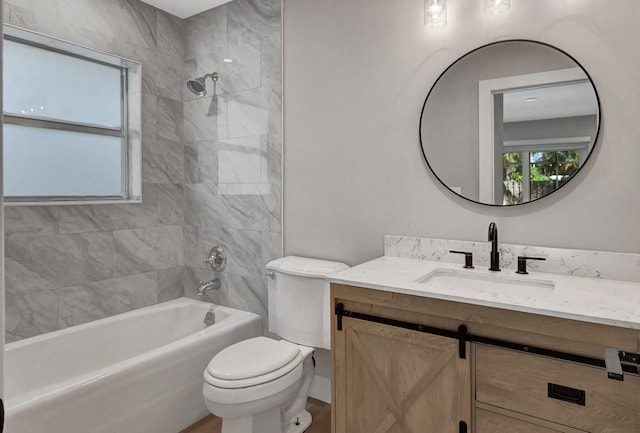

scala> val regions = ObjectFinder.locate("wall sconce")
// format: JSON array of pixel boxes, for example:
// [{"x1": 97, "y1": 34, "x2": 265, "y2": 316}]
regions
[
  {"x1": 484, "y1": 0, "x2": 511, "y2": 15},
  {"x1": 425, "y1": 0, "x2": 447, "y2": 29}
]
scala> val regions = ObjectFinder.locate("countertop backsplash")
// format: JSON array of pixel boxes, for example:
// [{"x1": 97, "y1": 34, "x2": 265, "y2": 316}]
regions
[{"x1": 385, "y1": 235, "x2": 640, "y2": 284}]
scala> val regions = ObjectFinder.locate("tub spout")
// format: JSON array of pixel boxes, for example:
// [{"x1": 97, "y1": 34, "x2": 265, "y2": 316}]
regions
[{"x1": 197, "y1": 279, "x2": 221, "y2": 296}]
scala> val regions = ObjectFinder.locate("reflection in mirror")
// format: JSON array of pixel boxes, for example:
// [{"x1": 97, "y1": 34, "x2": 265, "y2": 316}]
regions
[{"x1": 420, "y1": 40, "x2": 600, "y2": 206}]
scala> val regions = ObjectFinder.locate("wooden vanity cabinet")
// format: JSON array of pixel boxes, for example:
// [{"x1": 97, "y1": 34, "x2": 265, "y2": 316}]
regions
[{"x1": 331, "y1": 283, "x2": 640, "y2": 433}]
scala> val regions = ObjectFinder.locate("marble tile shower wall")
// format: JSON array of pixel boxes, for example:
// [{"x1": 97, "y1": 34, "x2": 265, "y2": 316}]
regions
[
  {"x1": 181, "y1": 0, "x2": 282, "y2": 326},
  {"x1": 3, "y1": 0, "x2": 187, "y2": 342}
]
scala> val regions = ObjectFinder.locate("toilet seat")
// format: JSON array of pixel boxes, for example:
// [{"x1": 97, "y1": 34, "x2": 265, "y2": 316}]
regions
[{"x1": 205, "y1": 337, "x2": 302, "y2": 389}]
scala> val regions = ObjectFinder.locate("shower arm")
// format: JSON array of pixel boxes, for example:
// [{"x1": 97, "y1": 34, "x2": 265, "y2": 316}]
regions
[{"x1": 204, "y1": 72, "x2": 219, "y2": 82}]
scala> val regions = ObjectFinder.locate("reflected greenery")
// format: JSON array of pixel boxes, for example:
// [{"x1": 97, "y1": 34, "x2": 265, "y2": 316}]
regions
[{"x1": 503, "y1": 150, "x2": 581, "y2": 205}]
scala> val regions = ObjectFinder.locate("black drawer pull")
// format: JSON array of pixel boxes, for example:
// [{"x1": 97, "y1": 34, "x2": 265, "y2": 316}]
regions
[{"x1": 548, "y1": 383, "x2": 585, "y2": 406}]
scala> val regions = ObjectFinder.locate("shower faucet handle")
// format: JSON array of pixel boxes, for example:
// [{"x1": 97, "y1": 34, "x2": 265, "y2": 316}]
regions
[{"x1": 204, "y1": 246, "x2": 226, "y2": 271}]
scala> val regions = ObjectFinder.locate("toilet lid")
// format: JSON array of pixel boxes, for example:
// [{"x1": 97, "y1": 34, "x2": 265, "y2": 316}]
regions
[{"x1": 207, "y1": 337, "x2": 300, "y2": 380}]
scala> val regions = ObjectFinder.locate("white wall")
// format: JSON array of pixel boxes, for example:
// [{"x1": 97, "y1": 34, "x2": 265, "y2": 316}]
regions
[{"x1": 283, "y1": 0, "x2": 640, "y2": 265}]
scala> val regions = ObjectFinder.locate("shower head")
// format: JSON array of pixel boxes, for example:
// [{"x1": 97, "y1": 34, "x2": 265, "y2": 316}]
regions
[
  {"x1": 186, "y1": 77, "x2": 207, "y2": 96},
  {"x1": 186, "y1": 72, "x2": 219, "y2": 96}
]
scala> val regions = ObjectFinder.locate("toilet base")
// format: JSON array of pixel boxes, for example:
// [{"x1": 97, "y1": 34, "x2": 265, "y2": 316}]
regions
[
  {"x1": 220, "y1": 409, "x2": 312, "y2": 433},
  {"x1": 286, "y1": 410, "x2": 312, "y2": 433},
  {"x1": 221, "y1": 408, "x2": 281, "y2": 433}
]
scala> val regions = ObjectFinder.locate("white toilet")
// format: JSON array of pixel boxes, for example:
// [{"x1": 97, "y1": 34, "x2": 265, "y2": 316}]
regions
[{"x1": 202, "y1": 256, "x2": 349, "y2": 433}]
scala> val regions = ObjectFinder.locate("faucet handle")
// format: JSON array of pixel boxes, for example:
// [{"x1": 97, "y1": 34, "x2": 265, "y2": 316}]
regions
[
  {"x1": 204, "y1": 246, "x2": 226, "y2": 271},
  {"x1": 516, "y1": 256, "x2": 546, "y2": 275},
  {"x1": 449, "y1": 250, "x2": 474, "y2": 269}
]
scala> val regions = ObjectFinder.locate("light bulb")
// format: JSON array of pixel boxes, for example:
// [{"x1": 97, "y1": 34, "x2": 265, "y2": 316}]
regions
[
  {"x1": 485, "y1": 0, "x2": 510, "y2": 15},
  {"x1": 425, "y1": 0, "x2": 447, "y2": 29}
]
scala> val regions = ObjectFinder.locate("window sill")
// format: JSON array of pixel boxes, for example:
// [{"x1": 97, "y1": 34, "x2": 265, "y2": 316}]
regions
[{"x1": 4, "y1": 198, "x2": 143, "y2": 207}]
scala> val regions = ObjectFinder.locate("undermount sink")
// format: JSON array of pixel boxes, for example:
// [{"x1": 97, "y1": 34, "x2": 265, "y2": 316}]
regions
[{"x1": 414, "y1": 269, "x2": 555, "y2": 301}]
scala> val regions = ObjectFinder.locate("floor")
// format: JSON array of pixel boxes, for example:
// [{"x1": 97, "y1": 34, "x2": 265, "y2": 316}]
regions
[{"x1": 180, "y1": 398, "x2": 331, "y2": 433}]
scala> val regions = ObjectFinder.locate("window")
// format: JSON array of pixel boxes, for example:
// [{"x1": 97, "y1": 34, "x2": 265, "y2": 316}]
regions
[
  {"x1": 3, "y1": 25, "x2": 141, "y2": 203},
  {"x1": 502, "y1": 137, "x2": 590, "y2": 205}
]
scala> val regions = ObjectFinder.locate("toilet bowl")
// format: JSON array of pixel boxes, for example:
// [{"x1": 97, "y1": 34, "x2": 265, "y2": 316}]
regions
[
  {"x1": 202, "y1": 256, "x2": 349, "y2": 433},
  {"x1": 203, "y1": 337, "x2": 315, "y2": 433}
]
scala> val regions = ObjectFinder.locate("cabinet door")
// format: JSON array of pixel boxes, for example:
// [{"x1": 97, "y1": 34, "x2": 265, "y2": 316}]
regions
[{"x1": 333, "y1": 316, "x2": 470, "y2": 433}]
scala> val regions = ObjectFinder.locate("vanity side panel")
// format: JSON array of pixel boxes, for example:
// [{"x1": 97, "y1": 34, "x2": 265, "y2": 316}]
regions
[{"x1": 330, "y1": 283, "x2": 341, "y2": 433}]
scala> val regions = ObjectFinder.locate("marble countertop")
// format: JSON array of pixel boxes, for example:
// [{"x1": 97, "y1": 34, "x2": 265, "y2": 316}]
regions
[{"x1": 329, "y1": 256, "x2": 640, "y2": 330}]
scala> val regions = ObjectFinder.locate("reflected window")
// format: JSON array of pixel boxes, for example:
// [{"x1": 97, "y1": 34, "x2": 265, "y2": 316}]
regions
[{"x1": 503, "y1": 148, "x2": 583, "y2": 205}]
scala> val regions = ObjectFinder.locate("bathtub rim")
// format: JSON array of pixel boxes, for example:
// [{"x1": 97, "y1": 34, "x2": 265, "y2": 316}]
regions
[{"x1": 6, "y1": 297, "x2": 221, "y2": 351}]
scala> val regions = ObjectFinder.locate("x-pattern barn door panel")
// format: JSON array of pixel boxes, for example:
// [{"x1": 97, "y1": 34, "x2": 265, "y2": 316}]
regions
[{"x1": 334, "y1": 317, "x2": 471, "y2": 433}]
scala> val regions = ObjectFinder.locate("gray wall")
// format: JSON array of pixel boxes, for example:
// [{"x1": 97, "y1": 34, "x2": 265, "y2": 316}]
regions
[
  {"x1": 283, "y1": 0, "x2": 640, "y2": 265},
  {"x1": 4, "y1": 0, "x2": 282, "y2": 341},
  {"x1": 181, "y1": 0, "x2": 282, "y2": 325},
  {"x1": 4, "y1": 0, "x2": 186, "y2": 342}
]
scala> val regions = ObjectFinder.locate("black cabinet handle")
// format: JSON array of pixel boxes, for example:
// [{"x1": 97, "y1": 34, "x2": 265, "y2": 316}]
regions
[{"x1": 548, "y1": 383, "x2": 585, "y2": 406}]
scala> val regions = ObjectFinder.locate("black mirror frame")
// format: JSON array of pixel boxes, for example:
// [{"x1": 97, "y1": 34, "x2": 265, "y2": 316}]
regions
[{"x1": 419, "y1": 39, "x2": 602, "y2": 207}]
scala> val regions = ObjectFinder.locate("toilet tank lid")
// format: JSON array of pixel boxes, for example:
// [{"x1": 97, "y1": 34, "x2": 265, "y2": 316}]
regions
[{"x1": 266, "y1": 256, "x2": 349, "y2": 278}]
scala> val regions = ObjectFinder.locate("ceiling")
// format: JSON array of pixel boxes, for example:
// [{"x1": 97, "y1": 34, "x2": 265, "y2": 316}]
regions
[
  {"x1": 139, "y1": 0, "x2": 232, "y2": 19},
  {"x1": 503, "y1": 82, "x2": 598, "y2": 123}
]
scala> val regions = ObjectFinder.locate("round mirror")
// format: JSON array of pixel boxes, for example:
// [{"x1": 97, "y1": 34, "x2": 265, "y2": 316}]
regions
[{"x1": 420, "y1": 40, "x2": 601, "y2": 206}]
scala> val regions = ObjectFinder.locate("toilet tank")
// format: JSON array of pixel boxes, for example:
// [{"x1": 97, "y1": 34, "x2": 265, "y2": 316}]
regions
[{"x1": 266, "y1": 256, "x2": 349, "y2": 350}]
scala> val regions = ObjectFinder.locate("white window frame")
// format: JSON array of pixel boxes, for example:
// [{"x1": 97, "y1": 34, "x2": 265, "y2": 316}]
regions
[
  {"x1": 3, "y1": 24, "x2": 142, "y2": 205},
  {"x1": 477, "y1": 67, "x2": 588, "y2": 205}
]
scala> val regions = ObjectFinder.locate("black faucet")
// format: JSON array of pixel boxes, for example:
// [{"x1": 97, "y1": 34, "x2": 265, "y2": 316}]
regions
[{"x1": 488, "y1": 222, "x2": 500, "y2": 271}]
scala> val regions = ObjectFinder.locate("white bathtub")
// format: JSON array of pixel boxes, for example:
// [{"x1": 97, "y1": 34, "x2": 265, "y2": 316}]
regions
[{"x1": 5, "y1": 297, "x2": 262, "y2": 433}]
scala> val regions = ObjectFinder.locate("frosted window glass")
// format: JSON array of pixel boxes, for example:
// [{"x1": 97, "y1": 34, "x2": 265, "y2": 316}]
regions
[
  {"x1": 4, "y1": 125, "x2": 123, "y2": 197},
  {"x1": 3, "y1": 40, "x2": 122, "y2": 127}
]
